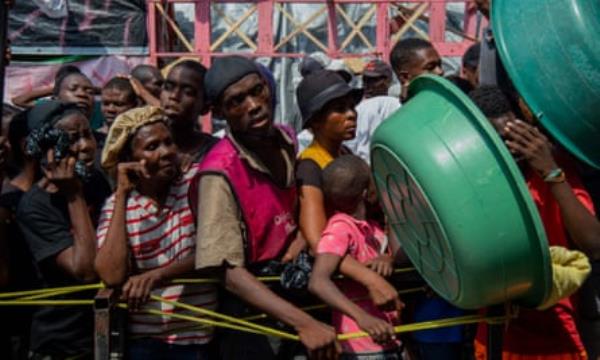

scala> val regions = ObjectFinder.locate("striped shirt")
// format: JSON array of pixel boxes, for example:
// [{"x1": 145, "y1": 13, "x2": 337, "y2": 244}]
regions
[{"x1": 97, "y1": 167, "x2": 216, "y2": 345}]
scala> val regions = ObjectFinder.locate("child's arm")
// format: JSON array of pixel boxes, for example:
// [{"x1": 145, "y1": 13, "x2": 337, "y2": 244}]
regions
[
  {"x1": 309, "y1": 252, "x2": 397, "y2": 344},
  {"x1": 11, "y1": 85, "x2": 54, "y2": 108},
  {"x1": 366, "y1": 254, "x2": 394, "y2": 277},
  {"x1": 366, "y1": 229, "x2": 410, "y2": 276},
  {"x1": 128, "y1": 76, "x2": 160, "y2": 107}
]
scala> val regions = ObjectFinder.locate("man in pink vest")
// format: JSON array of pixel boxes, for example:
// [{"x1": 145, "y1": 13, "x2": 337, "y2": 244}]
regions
[{"x1": 192, "y1": 56, "x2": 338, "y2": 359}]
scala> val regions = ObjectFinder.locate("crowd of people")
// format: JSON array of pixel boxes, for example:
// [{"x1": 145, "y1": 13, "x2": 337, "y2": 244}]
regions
[{"x1": 0, "y1": 1, "x2": 599, "y2": 359}]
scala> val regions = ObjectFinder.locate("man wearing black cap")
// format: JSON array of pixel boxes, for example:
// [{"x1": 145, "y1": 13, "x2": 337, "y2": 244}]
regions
[
  {"x1": 362, "y1": 59, "x2": 393, "y2": 99},
  {"x1": 192, "y1": 55, "x2": 338, "y2": 359},
  {"x1": 345, "y1": 60, "x2": 400, "y2": 163}
]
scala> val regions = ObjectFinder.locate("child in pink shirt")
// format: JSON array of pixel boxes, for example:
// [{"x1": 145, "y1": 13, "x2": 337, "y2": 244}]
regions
[{"x1": 309, "y1": 155, "x2": 403, "y2": 360}]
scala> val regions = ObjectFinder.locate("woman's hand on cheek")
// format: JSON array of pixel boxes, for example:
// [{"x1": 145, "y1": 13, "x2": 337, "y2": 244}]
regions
[
  {"x1": 44, "y1": 149, "x2": 81, "y2": 195},
  {"x1": 116, "y1": 160, "x2": 151, "y2": 193}
]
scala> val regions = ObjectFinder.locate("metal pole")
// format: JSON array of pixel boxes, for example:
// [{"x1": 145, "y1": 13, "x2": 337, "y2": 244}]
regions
[
  {"x1": 94, "y1": 288, "x2": 125, "y2": 360},
  {"x1": 487, "y1": 305, "x2": 504, "y2": 360},
  {"x1": 0, "y1": 0, "x2": 11, "y2": 106}
]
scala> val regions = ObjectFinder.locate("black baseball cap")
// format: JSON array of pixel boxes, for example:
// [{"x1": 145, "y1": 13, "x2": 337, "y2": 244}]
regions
[
  {"x1": 296, "y1": 70, "x2": 363, "y2": 129},
  {"x1": 363, "y1": 59, "x2": 393, "y2": 80}
]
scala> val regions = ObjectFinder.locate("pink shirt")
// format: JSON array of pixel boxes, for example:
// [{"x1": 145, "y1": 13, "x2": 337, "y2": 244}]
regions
[{"x1": 317, "y1": 213, "x2": 401, "y2": 354}]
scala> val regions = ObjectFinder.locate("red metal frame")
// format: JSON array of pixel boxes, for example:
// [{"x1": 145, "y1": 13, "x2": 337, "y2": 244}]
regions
[
  {"x1": 147, "y1": 0, "x2": 484, "y2": 131},
  {"x1": 147, "y1": 0, "x2": 484, "y2": 65}
]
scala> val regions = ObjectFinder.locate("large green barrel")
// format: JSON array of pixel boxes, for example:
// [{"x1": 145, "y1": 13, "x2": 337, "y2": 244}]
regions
[
  {"x1": 371, "y1": 75, "x2": 552, "y2": 309},
  {"x1": 492, "y1": 0, "x2": 600, "y2": 168}
]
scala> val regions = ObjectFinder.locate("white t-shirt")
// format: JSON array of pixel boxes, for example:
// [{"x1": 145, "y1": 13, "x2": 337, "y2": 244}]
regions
[{"x1": 344, "y1": 96, "x2": 401, "y2": 164}]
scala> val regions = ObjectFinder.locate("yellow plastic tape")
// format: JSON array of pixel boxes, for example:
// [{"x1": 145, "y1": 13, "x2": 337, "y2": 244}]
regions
[
  {"x1": 151, "y1": 295, "x2": 299, "y2": 341},
  {"x1": 0, "y1": 283, "x2": 103, "y2": 299},
  {"x1": 0, "y1": 300, "x2": 94, "y2": 306},
  {"x1": 0, "y1": 267, "x2": 417, "y2": 297}
]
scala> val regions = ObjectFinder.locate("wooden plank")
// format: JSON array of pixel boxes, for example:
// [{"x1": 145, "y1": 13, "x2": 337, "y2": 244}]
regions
[
  {"x1": 274, "y1": 4, "x2": 328, "y2": 52},
  {"x1": 211, "y1": 5, "x2": 258, "y2": 51},
  {"x1": 391, "y1": 2, "x2": 429, "y2": 45},
  {"x1": 336, "y1": 4, "x2": 374, "y2": 51},
  {"x1": 156, "y1": 3, "x2": 194, "y2": 52}
]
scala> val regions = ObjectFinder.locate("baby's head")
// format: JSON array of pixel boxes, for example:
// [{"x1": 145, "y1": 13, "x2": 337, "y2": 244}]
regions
[{"x1": 322, "y1": 154, "x2": 371, "y2": 215}]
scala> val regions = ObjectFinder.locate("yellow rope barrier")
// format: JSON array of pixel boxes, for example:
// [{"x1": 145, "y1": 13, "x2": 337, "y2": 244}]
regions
[
  {"x1": 0, "y1": 283, "x2": 103, "y2": 299},
  {"x1": 0, "y1": 300, "x2": 94, "y2": 306},
  {"x1": 0, "y1": 266, "x2": 477, "y2": 342},
  {"x1": 0, "y1": 267, "x2": 417, "y2": 297},
  {"x1": 150, "y1": 295, "x2": 299, "y2": 341},
  {"x1": 172, "y1": 267, "x2": 416, "y2": 284},
  {"x1": 0, "y1": 286, "x2": 514, "y2": 342},
  {"x1": 117, "y1": 304, "x2": 271, "y2": 338},
  {"x1": 339, "y1": 314, "x2": 511, "y2": 341},
  {"x1": 18, "y1": 285, "x2": 100, "y2": 301},
  {"x1": 242, "y1": 286, "x2": 428, "y2": 323},
  {"x1": 124, "y1": 300, "x2": 513, "y2": 342},
  {"x1": 132, "y1": 286, "x2": 428, "y2": 338}
]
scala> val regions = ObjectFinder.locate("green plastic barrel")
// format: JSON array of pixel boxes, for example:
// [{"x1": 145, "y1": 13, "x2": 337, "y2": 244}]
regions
[
  {"x1": 492, "y1": 0, "x2": 600, "y2": 168},
  {"x1": 371, "y1": 75, "x2": 552, "y2": 309}
]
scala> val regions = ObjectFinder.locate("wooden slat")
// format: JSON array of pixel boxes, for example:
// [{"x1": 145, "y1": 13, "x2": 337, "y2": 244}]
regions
[
  {"x1": 274, "y1": 3, "x2": 328, "y2": 52},
  {"x1": 211, "y1": 4, "x2": 258, "y2": 51},
  {"x1": 156, "y1": 3, "x2": 194, "y2": 52},
  {"x1": 390, "y1": 2, "x2": 429, "y2": 45},
  {"x1": 337, "y1": 4, "x2": 375, "y2": 51}
]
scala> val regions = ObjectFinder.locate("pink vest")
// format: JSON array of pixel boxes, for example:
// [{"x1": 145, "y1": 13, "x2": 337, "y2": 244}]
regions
[{"x1": 190, "y1": 130, "x2": 297, "y2": 264}]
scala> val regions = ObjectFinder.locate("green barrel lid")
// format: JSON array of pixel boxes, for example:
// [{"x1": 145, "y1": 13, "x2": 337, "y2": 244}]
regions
[
  {"x1": 492, "y1": 0, "x2": 600, "y2": 168},
  {"x1": 371, "y1": 75, "x2": 552, "y2": 309}
]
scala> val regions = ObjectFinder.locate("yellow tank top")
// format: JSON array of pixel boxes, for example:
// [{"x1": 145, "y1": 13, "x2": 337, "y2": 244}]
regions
[{"x1": 298, "y1": 141, "x2": 335, "y2": 169}]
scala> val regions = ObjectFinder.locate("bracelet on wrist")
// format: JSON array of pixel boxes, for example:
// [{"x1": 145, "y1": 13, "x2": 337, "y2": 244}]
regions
[{"x1": 543, "y1": 168, "x2": 566, "y2": 183}]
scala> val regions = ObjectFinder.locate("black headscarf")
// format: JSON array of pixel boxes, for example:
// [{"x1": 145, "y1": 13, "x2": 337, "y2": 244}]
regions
[{"x1": 25, "y1": 100, "x2": 92, "y2": 181}]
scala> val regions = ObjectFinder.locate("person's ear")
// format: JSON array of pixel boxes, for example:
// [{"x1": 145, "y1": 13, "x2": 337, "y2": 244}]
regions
[{"x1": 398, "y1": 70, "x2": 410, "y2": 86}]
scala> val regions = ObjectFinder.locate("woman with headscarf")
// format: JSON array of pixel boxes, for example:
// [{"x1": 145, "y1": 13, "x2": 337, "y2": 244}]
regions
[
  {"x1": 94, "y1": 106, "x2": 217, "y2": 359},
  {"x1": 16, "y1": 100, "x2": 111, "y2": 359}
]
